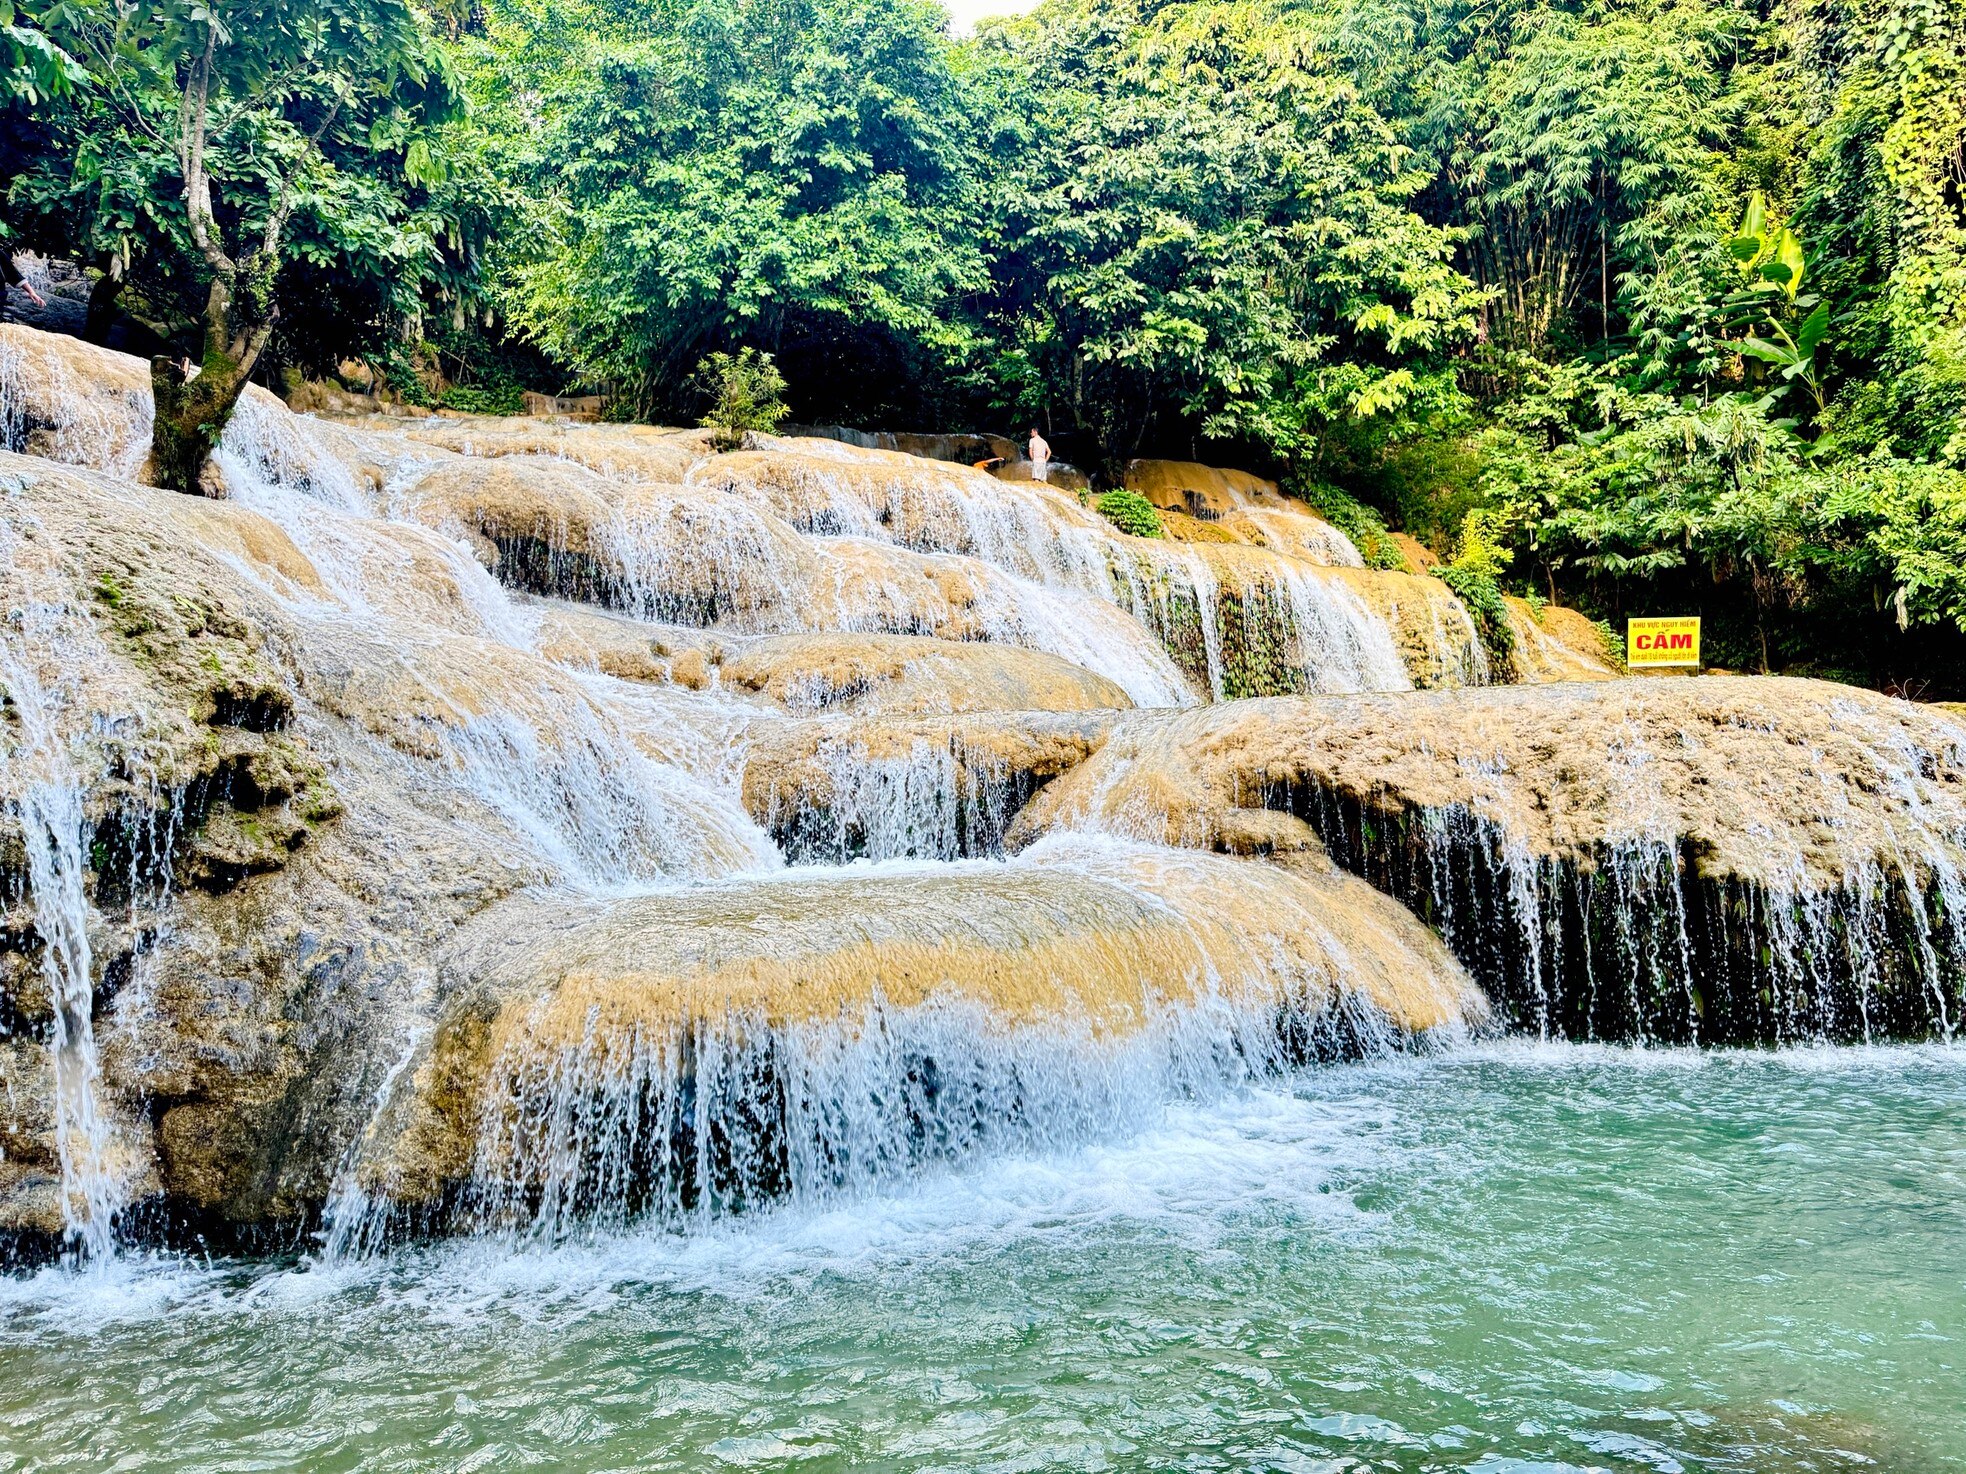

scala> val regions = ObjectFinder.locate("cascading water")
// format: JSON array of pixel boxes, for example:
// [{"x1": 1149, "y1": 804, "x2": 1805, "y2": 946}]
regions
[
  {"x1": 0, "y1": 538, "x2": 125, "y2": 1257},
  {"x1": 466, "y1": 987, "x2": 1311, "y2": 1242},
  {"x1": 1240, "y1": 505, "x2": 1367, "y2": 567},
  {"x1": 1257, "y1": 558, "x2": 1413, "y2": 696},
  {"x1": 1294, "y1": 754, "x2": 1966, "y2": 1044},
  {"x1": 697, "y1": 447, "x2": 1425, "y2": 702},
  {"x1": 174, "y1": 387, "x2": 1321, "y2": 1251},
  {"x1": 1007, "y1": 687, "x2": 1966, "y2": 1046},
  {"x1": 429, "y1": 833, "x2": 1477, "y2": 1245},
  {"x1": 770, "y1": 732, "x2": 1017, "y2": 863},
  {"x1": 0, "y1": 327, "x2": 153, "y2": 479},
  {"x1": 5, "y1": 323, "x2": 1958, "y2": 1278},
  {"x1": 208, "y1": 393, "x2": 777, "y2": 890}
]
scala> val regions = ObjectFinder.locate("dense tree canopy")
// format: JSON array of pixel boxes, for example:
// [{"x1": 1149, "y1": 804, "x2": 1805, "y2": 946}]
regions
[
  {"x1": 476, "y1": 0, "x2": 988, "y2": 423},
  {"x1": 5, "y1": 0, "x2": 471, "y2": 482},
  {"x1": 5, "y1": 0, "x2": 1965, "y2": 686}
]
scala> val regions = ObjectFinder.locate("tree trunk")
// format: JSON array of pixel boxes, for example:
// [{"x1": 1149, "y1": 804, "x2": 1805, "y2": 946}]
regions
[{"x1": 146, "y1": 273, "x2": 276, "y2": 495}]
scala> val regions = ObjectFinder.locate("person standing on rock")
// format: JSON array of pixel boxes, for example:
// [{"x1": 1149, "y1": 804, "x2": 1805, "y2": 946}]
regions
[{"x1": 1028, "y1": 428, "x2": 1051, "y2": 484}]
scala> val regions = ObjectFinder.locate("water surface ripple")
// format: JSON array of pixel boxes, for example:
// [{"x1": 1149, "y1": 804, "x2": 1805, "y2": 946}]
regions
[{"x1": 2, "y1": 1042, "x2": 1960, "y2": 1473}]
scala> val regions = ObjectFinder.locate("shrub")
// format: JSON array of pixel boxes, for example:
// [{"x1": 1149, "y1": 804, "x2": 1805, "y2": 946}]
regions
[
  {"x1": 1593, "y1": 617, "x2": 1624, "y2": 669},
  {"x1": 437, "y1": 382, "x2": 526, "y2": 416},
  {"x1": 1296, "y1": 481, "x2": 1409, "y2": 570},
  {"x1": 1094, "y1": 489, "x2": 1163, "y2": 538},
  {"x1": 696, "y1": 348, "x2": 789, "y2": 452},
  {"x1": 1439, "y1": 510, "x2": 1518, "y2": 679}
]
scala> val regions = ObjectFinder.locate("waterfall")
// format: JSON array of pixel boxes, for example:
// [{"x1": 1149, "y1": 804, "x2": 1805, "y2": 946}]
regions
[
  {"x1": 0, "y1": 563, "x2": 124, "y2": 1256},
  {"x1": 1017, "y1": 688, "x2": 1966, "y2": 1045},
  {"x1": 0, "y1": 328, "x2": 153, "y2": 479},
  {"x1": 26, "y1": 325, "x2": 1957, "y2": 1265},
  {"x1": 1118, "y1": 549, "x2": 1413, "y2": 700},
  {"x1": 771, "y1": 733, "x2": 1018, "y2": 863},
  {"x1": 431, "y1": 834, "x2": 1478, "y2": 1245},
  {"x1": 210, "y1": 399, "x2": 778, "y2": 891},
  {"x1": 1287, "y1": 723, "x2": 1966, "y2": 1044},
  {"x1": 1171, "y1": 549, "x2": 1230, "y2": 699},
  {"x1": 695, "y1": 449, "x2": 1427, "y2": 701},
  {"x1": 604, "y1": 485, "x2": 814, "y2": 630},
  {"x1": 1267, "y1": 561, "x2": 1414, "y2": 695},
  {"x1": 465, "y1": 992, "x2": 1287, "y2": 1241},
  {"x1": 1240, "y1": 507, "x2": 1367, "y2": 567}
]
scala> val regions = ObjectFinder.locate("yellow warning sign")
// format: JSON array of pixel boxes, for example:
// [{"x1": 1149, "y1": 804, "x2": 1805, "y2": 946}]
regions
[{"x1": 1627, "y1": 616, "x2": 1701, "y2": 668}]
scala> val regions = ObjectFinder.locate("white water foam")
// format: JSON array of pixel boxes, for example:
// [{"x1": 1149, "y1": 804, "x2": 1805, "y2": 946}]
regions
[{"x1": 0, "y1": 529, "x2": 127, "y2": 1256}]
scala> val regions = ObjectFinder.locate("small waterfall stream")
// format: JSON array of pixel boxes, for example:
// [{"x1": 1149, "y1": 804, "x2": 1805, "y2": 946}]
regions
[
  {"x1": 1004, "y1": 686, "x2": 1966, "y2": 1047},
  {"x1": 0, "y1": 531, "x2": 127, "y2": 1256}
]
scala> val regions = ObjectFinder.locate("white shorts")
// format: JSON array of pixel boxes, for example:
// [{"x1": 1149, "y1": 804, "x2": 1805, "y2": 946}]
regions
[{"x1": 1032, "y1": 460, "x2": 1050, "y2": 483}]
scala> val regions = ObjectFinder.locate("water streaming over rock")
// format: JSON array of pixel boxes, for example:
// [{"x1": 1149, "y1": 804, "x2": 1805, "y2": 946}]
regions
[
  {"x1": 0, "y1": 607, "x2": 123, "y2": 1255},
  {"x1": 1, "y1": 324, "x2": 1957, "y2": 1263},
  {"x1": 696, "y1": 445, "x2": 1421, "y2": 702},
  {"x1": 207, "y1": 388, "x2": 779, "y2": 888},
  {"x1": 771, "y1": 731, "x2": 1016, "y2": 862},
  {"x1": 0, "y1": 327, "x2": 153, "y2": 479},
  {"x1": 371, "y1": 834, "x2": 1481, "y2": 1246},
  {"x1": 1012, "y1": 689, "x2": 1966, "y2": 1044}
]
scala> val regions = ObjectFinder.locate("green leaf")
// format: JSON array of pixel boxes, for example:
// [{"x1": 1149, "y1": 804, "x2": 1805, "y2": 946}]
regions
[
  {"x1": 1737, "y1": 191, "x2": 1767, "y2": 243},
  {"x1": 1772, "y1": 228, "x2": 1806, "y2": 300}
]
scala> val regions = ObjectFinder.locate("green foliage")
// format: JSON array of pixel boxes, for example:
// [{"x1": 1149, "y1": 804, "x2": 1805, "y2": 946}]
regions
[
  {"x1": 1421, "y1": 0, "x2": 1737, "y2": 358},
  {"x1": 1721, "y1": 192, "x2": 1833, "y2": 417},
  {"x1": 371, "y1": 342, "x2": 435, "y2": 406},
  {"x1": 1438, "y1": 510, "x2": 1518, "y2": 676},
  {"x1": 1, "y1": 0, "x2": 80, "y2": 103},
  {"x1": 6, "y1": 0, "x2": 480, "y2": 374},
  {"x1": 1592, "y1": 617, "x2": 1624, "y2": 669},
  {"x1": 1439, "y1": 559, "x2": 1516, "y2": 670},
  {"x1": 973, "y1": 0, "x2": 1484, "y2": 469},
  {"x1": 696, "y1": 348, "x2": 788, "y2": 452},
  {"x1": 480, "y1": 0, "x2": 984, "y2": 425},
  {"x1": 1093, "y1": 489, "x2": 1163, "y2": 539},
  {"x1": 1789, "y1": 458, "x2": 1966, "y2": 635},
  {"x1": 9, "y1": 0, "x2": 1965, "y2": 686},
  {"x1": 1295, "y1": 482, "x2": 1408, "y2": 571},
  {"x1": 437, "y1": 382, "x2": 524, "y2": 415}
]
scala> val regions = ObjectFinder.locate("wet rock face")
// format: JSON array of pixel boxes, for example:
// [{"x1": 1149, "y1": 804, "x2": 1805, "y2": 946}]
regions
[
  {"x1": 742, "y1": 710, "x2": 1119, "y2": 863},
  {"x1": 0, "y1": 326, "x2": 1502, "y2": 1257},
  {"x1": 6, "y1": 321, "x2": 1962, "y2": 1261},
  {"x1": 348, "y1": 837, "x2": 1481, "y2": 1239},
  {"x1": 1011, "y1": 682, "x2": 1966, "y2": 1043},
  {"x1": 721, "y1": 634, "x2": 1132, "y2": 716},
  {"x1": 0, "y1": 325, "x2": 154, "y2": 478},
  {"x1": 0, "y1": 458, "x2": 347, "y2": 1238}
]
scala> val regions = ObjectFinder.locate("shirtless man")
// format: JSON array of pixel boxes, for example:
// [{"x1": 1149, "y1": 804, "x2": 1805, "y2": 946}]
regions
[{"x1": 1027, "y1": 427, "x2": 1051, "y2": 484}]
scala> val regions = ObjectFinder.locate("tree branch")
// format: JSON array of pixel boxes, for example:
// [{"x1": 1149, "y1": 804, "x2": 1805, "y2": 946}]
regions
[
  {"x1": 179, "y1": 23, "x2": 235, "y2": 278},
  {"x1": 258, "y1": 93, "x2": 343, "y2": 260},
  {"x1": 69, "y1": 19, "x2": 169, "y2": 145}
]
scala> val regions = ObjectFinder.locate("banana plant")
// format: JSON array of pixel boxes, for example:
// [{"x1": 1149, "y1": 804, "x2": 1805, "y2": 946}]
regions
[
  {"x1": 1737, "y1": 300, "x2": 1832, "y2": 415},
  {"x1": 1722, "y1": 192, "x2": 1832, "y2": 417}
]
